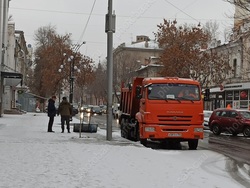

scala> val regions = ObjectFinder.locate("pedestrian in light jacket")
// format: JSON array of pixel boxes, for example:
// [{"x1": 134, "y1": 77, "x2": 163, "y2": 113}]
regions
[
  {"x1": 57, "y1": 97, "x2": 72, "y2": 133},
  {"x1": 47, "y1": 95, "x2": 57, "y2": 132}
]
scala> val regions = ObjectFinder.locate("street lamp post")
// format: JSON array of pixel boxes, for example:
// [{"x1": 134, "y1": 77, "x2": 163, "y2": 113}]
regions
[
  {"x1": 68, "y1": 55, "x2": 74, "y2": 104},
  {"x1": 58, "y1": 54, "x2": 80, "y2": 105}
]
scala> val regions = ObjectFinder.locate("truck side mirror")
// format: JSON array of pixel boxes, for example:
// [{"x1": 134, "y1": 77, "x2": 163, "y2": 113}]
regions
[{"x1": 136, "y1": 86, "x2": 142, "y2": 99}]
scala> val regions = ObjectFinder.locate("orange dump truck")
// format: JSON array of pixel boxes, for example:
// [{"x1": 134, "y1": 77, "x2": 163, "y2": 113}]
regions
[{"x1": 119, "y1": 77, "x2": 204, "y2": 149}]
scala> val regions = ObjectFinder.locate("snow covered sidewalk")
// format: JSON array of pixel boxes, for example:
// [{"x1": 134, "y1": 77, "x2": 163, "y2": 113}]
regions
[{"x1": 0, "y1": 113, "x2": 247, "y2": 188}]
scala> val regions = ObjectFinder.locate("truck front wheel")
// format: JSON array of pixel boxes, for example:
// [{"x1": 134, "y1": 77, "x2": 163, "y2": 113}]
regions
[
  {"x1": 188, "y1": 139, "x2": 198, "y2": 150},
  {"x1": 136, "y1": 124, "x2": 147, "y2": 146},
  {"x1": 140, "y1": 139, "x2": 147, "y2": 146},
  {"x1": 120, "y1": 118, "x2": 126, "y2": 138}
]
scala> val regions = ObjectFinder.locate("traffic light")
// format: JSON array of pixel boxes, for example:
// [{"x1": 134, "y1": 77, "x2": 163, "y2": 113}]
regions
[{"x1": 204, "y1": 88, "x2": 210, "y2": 101}]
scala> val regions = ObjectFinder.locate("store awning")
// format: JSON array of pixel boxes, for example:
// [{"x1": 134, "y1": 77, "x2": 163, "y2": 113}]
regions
[{"x1": 1, "y1": 71, "x2": 23, "y2": 86}]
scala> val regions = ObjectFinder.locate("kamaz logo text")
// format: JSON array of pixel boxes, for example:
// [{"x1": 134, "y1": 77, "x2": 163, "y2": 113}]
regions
[{"x1": 166, "y1": 111, "x2": 183, "y2": 114}]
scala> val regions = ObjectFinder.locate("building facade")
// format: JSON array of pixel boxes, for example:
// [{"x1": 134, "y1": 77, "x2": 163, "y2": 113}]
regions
[
  {"x1": 113, "y1": 35, "x2": 163, "y2": 86},
  {"x1": 207, "y1": 3, "x2": 250, "y2": 110},
  {"x1": 1, "y1": 22, "x2": 32, "y2": 114},
  {"x1": 112, "y1": 35, "x2": 163, "y2": 103}
]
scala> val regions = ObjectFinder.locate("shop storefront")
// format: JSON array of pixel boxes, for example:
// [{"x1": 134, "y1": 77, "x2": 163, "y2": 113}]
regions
[
  {"x1": 207, "y1": 88, "x2": 225, "y2": 110},
  {"x1": 225, "y1": 89, "x2": 249, "y2": 109},
  {"x1": 209, "y1": 91, "x2": 224, "y2": 110},
  {"x1": 210, "y1": 82, "x2": 250, "y2": 110}
]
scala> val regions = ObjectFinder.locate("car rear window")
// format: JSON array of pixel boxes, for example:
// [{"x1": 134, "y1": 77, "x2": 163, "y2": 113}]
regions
[{"x1": 239, "y1": 111, "x2": 250, "y2": 119}]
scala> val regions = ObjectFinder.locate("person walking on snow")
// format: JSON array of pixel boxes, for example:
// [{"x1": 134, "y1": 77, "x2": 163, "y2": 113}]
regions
[
  {"x1": 47, "y1": 95, "x2": 57, "y2": 132},
  {"x1": 57, "y1": 97, "x2": 72, "y2": 133}
]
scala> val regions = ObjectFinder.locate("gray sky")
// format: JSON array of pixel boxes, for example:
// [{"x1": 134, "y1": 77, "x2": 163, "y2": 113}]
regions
[{"x1": 9, "y1": 0, "x2": 234, "y2": 63}]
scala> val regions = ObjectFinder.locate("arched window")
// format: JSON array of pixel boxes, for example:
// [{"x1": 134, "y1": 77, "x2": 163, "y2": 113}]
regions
[{"x1": 233, "y1": 58, "x2": 237, "y2": 77}]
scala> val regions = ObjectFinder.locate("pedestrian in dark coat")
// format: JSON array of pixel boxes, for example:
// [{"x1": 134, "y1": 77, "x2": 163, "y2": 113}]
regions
[
  {"x1": 47, "y1": 95, "x2": 57, "y2": 132},
  {"x1": 57, "y1": 97, "x2": 72, "y2": 133}
]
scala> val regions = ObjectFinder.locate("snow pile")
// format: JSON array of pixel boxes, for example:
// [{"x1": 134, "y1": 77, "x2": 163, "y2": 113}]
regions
[{"x1": 0, "y1": 113, "x2": 247, "y2": 188}]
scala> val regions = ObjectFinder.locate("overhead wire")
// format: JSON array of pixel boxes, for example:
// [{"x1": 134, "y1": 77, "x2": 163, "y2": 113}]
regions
[
  {"x1": 163, "y1": 0, "x2": 200, "y2": 23},
  {"x1": 76, "y1": 0, "x2": 97, "y2": 46},
  {"x1": 10, "y1": 1, "x2": 233, "y2": 49},
  {"x1": 9, "y1": 6, "x2": 232, "y2": 22},
  {"x1": 10, "y1": 1, "x2": 98, "y2": 52}
]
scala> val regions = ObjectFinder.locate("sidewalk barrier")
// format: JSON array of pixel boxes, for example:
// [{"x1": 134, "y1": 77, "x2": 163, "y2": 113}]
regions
[{"x1": 73, "y1": 123, "x2": 98, "y2": 133}]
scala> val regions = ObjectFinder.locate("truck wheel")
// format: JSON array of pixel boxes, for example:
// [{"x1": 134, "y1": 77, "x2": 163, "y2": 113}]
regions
[
  {"x1": 121, "y1": 126, "x2": 126, "y2": 138},
  {"x1": 120, "y1": 119, "x2": 126, "y2": 138},
  {"x1": 140, "y1": 139, "x2": 147, "y2": 146},
  {"x1": 136, "y1": 124, "x2": 144, "y2": 143},
  {"x1": 127, "y1": 127, "x2": 133, "y2": 140},
  {"x1": 188, "y1": 139, "x2": 198, "y2": 150},
  {"x1": 135, "y1": 125, "x2": 140, "y2": 141}
]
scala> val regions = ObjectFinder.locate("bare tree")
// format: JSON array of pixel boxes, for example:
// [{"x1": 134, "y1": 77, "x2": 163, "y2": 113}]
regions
[
  {"x1": 154, "y1": 19, "x2": 232, "y2": 88},
  {"x1": 113, "y1": 51, "x2": 142, "y2": 102},
  {"x1": 73, "y1": 54, "x2": 95, "y2": 104},
  {"x1": 84, "y1": 63, "x2": 107, "y2": 105},
  {"x1": 203, "y1": 21, "x2": 220, "y2": 42},
  {"x1": 31, "y1": 26, "x2": 72, "y2": 97}
]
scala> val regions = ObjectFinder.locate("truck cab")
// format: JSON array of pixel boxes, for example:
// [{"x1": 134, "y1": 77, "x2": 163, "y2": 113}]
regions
[{"x1": 119, "y1": 77, "x2": 204, "y2": 150}]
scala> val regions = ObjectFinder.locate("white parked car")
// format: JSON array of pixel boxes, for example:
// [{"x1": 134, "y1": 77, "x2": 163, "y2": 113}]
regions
[{"x1": 203, "y1": 110, "x2": 213, "y2": 129}]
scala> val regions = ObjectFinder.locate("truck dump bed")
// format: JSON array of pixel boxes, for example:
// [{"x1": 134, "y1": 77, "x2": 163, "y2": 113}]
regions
[{"x1": 120, "y1": 77, "x2": 143, "y2": 117}]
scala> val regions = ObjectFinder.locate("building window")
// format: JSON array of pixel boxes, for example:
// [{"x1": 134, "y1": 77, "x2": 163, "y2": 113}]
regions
[{"x1": 233, "y1": 59, "x2": 237, "y2": 77}]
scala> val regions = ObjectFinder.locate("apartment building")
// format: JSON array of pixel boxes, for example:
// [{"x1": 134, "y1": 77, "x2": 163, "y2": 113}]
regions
[
  {"x1": 1, "y1": 22, "x2": 32, "y2": 114},
  {"x1": 113, "y1": 35, "x2": 163, "y2": 86},
  {"x1": 207, "y1": 2, "x2": 250, "y2": 110}
]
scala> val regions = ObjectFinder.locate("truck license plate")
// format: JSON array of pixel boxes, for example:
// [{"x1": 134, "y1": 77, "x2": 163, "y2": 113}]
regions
[{"x1": 168, "y1": 133, "x2": 182, "y2": 137}]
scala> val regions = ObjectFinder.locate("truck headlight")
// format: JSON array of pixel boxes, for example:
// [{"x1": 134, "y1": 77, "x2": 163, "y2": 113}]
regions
[
  {"x1": 194, "y1": 128, "x2": 203, "y2": 132},
  {"x1": 145, "y1": 127, "x2": 155, "y2": 132}
]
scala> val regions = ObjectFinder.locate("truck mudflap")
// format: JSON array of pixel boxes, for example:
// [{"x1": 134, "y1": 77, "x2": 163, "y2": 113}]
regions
[{"x1": 140, "y1": 125, "x2": 204, "y2": 140}]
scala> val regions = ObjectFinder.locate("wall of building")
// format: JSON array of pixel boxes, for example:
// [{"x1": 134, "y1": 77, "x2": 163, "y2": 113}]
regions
[
  {"x1": 113, "y1": 38, "x2": 162, "y2": 89},
  {"x1": 234, "y1": 0, "x2": 250, "y2": 29},
  {"x1": 1, "y1": 23, "x2": 30, "y2": 113}
]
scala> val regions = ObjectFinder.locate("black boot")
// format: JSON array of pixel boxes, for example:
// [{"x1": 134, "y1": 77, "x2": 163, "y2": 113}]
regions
[
  {"x1": 61, "y1": 129, "x2": 64, "y2": 133},
  {"x1": 68, "y1": 129, "x2": 70, "y2": 133}
]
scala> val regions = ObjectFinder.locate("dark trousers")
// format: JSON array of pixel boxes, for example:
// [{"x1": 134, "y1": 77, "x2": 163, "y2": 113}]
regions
[
  {"x1": 61, "y1": 116, "x2": 70, "y2": 132},
  {"x1": 48, "y1": 116, "x2": 54, "y2": 132}
]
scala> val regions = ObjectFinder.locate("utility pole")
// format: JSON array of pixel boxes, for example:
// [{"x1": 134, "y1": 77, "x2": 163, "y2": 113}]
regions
[
  {"x1": 0, "y1": 0, "x2": 9, "y2": 117},
  {"x1": 105, "y1": 0, "x2": 115, "y2": 140},
  {"x1": 0, "y1": 0, "x2": 3, "y2": 117}
]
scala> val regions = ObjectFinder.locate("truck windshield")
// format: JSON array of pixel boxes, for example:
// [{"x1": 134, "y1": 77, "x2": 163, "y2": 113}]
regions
[{"x1": 147, "y1": 83, "x2": 200, "y2": 101}]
